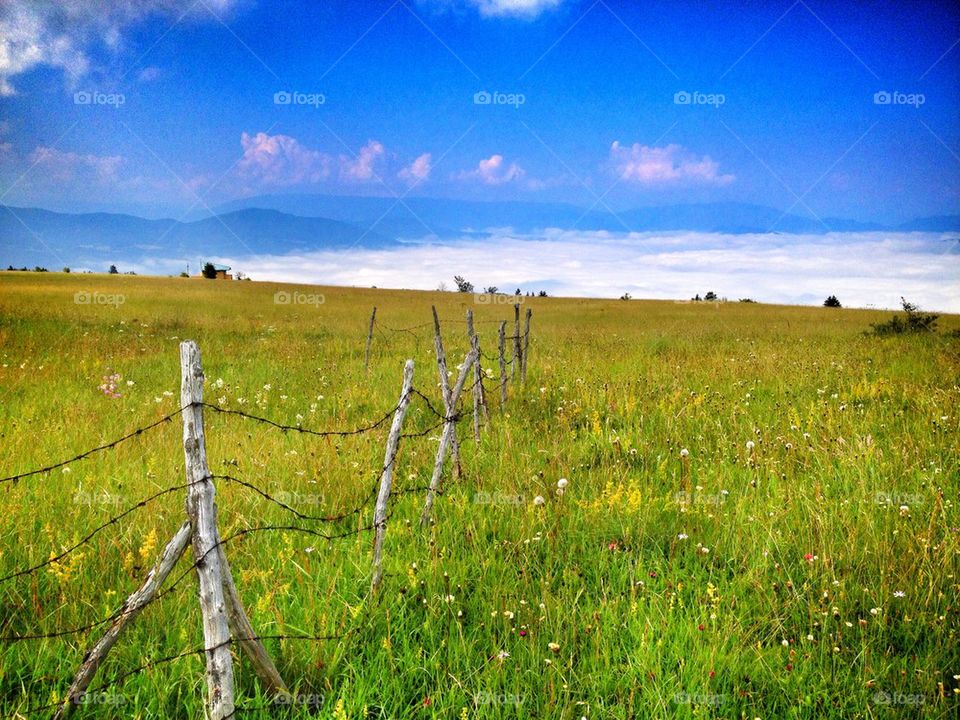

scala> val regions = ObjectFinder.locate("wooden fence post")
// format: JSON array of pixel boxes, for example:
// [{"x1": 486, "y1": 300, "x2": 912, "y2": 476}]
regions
[
  {"x1": 512, "y1": 303, "x2": 522, "y2": 379},
  {"x1": 498, "y1": 321, "x2": 507, "y2": 406},
  {"x1": 180, "y1": 340, "x2": 235, "y2": 720},
  {"x1": 521, "y1": 308, "x2": 532, "y2": 384},
  {"x1": 365, "y1": 306, "x2": 377, "y2": 371},
  {"x1": 432, "y1": 306, "x2": 462, "y2": 480},
  {"x1": 420, "y1": 347, "x2": 477, "y2": 527},
  {"x1": 370, "y1": 359, "x2": 415, "y2": 594}
]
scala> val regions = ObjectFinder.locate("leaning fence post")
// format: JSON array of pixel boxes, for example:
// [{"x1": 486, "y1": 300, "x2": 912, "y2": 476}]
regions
[
  {"x1": 466, "y1": 310, "x2": 487, "y2": 439},
  {"x1": 370, "y1": 359, "x2": 415, "y2": 594},
  {"x1": 521, "y1": 308, "x2": 532, "y2": 384},
  {"x1": 420, "y1": 346, "x2": 477, "y2": 528},
  {"x1": 432, "y1": 306, "x2": 462, "y2": 480},
  {"x1": 498, "y1": 321, "x2": 507, "y2": 406},
  {"x1": 180, "y1": 340, "x2": 235, "y2": 720},
  {"x1": 512, "y1": 303, "x2": 522, "y2": 379},
  {"x1": 53, "y1": 521, "x2": 193, "y2": 719},
  {"x1": 364, "y1": 306, "x2": 377, "y2": 371}
]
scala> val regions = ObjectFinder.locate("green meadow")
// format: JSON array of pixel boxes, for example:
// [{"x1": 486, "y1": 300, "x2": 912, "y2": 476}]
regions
[{"x1": 0, "y1": 271, "x2": 957, "y2": 719}]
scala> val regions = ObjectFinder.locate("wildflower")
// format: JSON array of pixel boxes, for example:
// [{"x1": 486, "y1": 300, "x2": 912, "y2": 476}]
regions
[
  {"x1": 547, "y1": 642, "x2": 560, "y2": 653},
  {"x1": 680, "y1": 448, "x2": 689, "y2": 458},
  {"x1": 533, "y1": 495, "x2": 545, "y2": 506},
  {"x1": 804, "y1": 553, "x2": 815, "y2": 562},
  {"x1": 746, "y1": 441, "x2": 755, "y2": 451},
  {"x1": 496, "y1": 650, "x2": 510, "y2": 661},
  {"x1": 557, "y1": 478, "x2": 569, "y2": 489},
  {"x1": 677, "y1": 533, "x2": 688, "y2": 541},
  {"x1": 893, "y1": 590, "x2": 905, "y2": 598},
  {"x1": 503, "y1": 611, "x2": 514, "y2": 620}
]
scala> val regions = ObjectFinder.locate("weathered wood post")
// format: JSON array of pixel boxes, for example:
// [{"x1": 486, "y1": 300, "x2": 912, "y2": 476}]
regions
[
  {"x1": 180, "y1": 340, "x2": 235, "y2": 720},
  {"x1": 521, "y1": 308, "x2": 532, "y2": 384},
  {"x1": 432, "y1": 306, "x2": 462, "y2": 479},
  {"x1": 420, "y1": 347, "x2": 477, "y2": 527},
  {"x1": 370, "y1": 359, "x2": 415, "y2": 594},
  {"x1": 364, "y1": 306, "x2": 377, "y2": 371},
  {"x1": 465, "y1": 310, "x2": 487, "y2": 440},
  {"x1": 498, "y1": 321, "x2": 507, "y2": 406},
  {"x1": 512, "y1": 303, "x2": 522, "y2": 379},
  {"x1": 53, "y1": 522, "x2": 193, "y2": 719}
]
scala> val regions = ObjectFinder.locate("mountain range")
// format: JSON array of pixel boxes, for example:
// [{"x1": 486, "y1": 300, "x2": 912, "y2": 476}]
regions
[{"x1": 1, "y1": 196, "x2": 958, "y2": 272}]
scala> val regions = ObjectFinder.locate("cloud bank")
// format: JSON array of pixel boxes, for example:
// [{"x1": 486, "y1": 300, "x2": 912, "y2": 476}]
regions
[
  {"x1": 610, "y1": 142, "x2": 734, "y2": 186},
  {"x1": 171, "y1": 231, "x2": 958, "y2": 312}
]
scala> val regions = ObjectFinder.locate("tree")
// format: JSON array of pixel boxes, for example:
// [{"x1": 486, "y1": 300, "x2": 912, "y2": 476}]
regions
[
  {"x1": 62, "y1": 267, "x2": 70, "y2": 273},
  {"x1": 870, "y1": 297, "x2": 939, "y2": 335},
  {"x1": 704, "y1": 291, "x2": 717, "y2": 301},
  {"x1": 202, "y1": 262, "x2": 218, "y2": 279},
  {"x1": 453, "y1": 275, "x2": 473, "y2": 293},
  {"x1": 538, "y1": 290, "x2": 548, "y2": 297},
  {"x1": 823, "y1": 295, "x2": 842, "y2": 308},
  {"x1": 108, "y1": 264, "x2": 119, "y2": 274},
  {"x1": 484, "y1": 286, "x2": 498, "y2": 294}
]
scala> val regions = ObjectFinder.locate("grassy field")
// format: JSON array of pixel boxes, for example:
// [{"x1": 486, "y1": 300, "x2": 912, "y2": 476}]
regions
[{"x1": 0, "y1": 271, "x2": 957, "y2": 719}]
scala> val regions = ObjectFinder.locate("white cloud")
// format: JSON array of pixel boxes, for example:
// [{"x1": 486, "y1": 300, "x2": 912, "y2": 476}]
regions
[
  {"x1": 203, "y1": 231, "x2": 959, "y2": 313},
  {"x1": 398, "y1": 152, "x2": 432, "y2": 185},
  {"x1": 236, "y1": 132, "x2": 331, "y2": 186},
  {"x1": 425, "y1": 0, "x2": 564, "y2": 18},
  {"x1": 0, "y1": 1, "x2": 239, "y2": 95},
  {"x1": 339, "y1": 140, "x2": 385, "y2": 182},
  {"x1": 27, "y1": 146, "x2": 122, "y2": 182},
  {"x1": 609, "y1": 142, "x2": 734, "y2": 186},
  {"x1": 457, "y1": 154, "x2": 525, "y2": 185}
]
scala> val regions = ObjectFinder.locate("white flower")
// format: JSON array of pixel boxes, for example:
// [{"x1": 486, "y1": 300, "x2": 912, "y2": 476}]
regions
[
  {"x1": 680, "y1": 448, "x2": 689, "y2": 458},
  {"x1": 746, "y1": 440, "x2": 755, "y2": 451},
  {"x1": 533, "y1": 495, "x2": 545, "y2": 506},
  {"x1": 893, "y1": 590, "x2": 905, "y2": 598},
  {"x1": 496, "y1": 650, "x2": 510, "y2": 661},
  {"x1": 781, "y1": 639, "x2": 789, "y2": 647},
  {"x1": 557, "y1": 478, "x2": 568, "y2": 489}
]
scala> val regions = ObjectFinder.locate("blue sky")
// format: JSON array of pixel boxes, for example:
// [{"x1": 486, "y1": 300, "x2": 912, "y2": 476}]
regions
[{"x1": 1, "y1": 0, "x2": 958, "y2": 223}]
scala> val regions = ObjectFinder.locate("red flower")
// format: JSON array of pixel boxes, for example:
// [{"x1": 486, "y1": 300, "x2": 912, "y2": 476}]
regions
[
  {"x1": 804, "y1": 553, "x2": 815, "y2": 562},
  {"x1": 786, "y1": 664, "x2": 793, "y2": 672},
  {"x1": 422, "y1": 697, "x2": 431, "y2": 707},
  {"x1": 709, "y1": 670, "x2": 715, "y2": 678},
  {"x1": 698, "y1": 624, "x2": 705, "y2": 631}
]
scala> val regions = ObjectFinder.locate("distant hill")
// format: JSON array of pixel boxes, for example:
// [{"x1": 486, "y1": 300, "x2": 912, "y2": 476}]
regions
[
  {"x1": 0, "y1": 206, "x2": 392, "y2": 269},
  {"x1": 1, "y1": 198, "x2": 957, "y2": 271}
]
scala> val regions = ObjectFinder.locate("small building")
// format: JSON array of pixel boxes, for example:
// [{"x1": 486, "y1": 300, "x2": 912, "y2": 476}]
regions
[{"x1": 199, "y1": 263, "x2": 233, "y2": 280}]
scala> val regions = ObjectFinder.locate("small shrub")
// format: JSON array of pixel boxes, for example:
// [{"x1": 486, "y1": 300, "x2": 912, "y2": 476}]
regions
[
  {"x1": 870, "y1": 297, "x2": 938, "y2": 335},
  {"x1": 824, "y1": 295, "x2": 842, "y2": 308}
]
